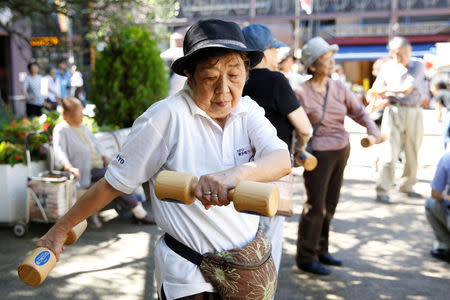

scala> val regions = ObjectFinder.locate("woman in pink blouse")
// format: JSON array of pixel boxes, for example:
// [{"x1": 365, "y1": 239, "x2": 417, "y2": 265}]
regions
[{"x1": 294, "y1": 37, "x2": 382, "y2": 275}]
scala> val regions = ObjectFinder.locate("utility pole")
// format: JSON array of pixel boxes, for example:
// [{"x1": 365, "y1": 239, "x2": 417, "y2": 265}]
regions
[
  {"x1": 389, "y1": 0, "x2": 399, "y2": 39},
  {"x1": 294, "y1": 0, "x2": 300, "y2": 56},
  {"x1": 249, "y1": 0, "x2": 256, "y2": 23}
]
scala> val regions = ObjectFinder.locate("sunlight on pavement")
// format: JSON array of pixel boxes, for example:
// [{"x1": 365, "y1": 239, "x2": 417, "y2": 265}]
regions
[
  {"x1": 330, "y1": 232, "x2": 360, "y2": 250},
  {"x1": 53, "y1": 232, "x2": 150, "y2": 299},
  {"x1": 326, "y1": 294, "x2": 345, "y2": 300},
  {"x1": 347, "y1": 271, "x2": 398, "y2": 281}
]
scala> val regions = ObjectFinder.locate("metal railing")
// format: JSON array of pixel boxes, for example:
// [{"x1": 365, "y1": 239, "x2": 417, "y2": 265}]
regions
[{"x1": 320, "y1": 21, "x2": 450, "y2": 38}]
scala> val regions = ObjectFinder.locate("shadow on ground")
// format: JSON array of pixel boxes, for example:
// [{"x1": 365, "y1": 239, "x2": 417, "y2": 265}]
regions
[
  {"x1": 0, "y1": 200, "x2": 163, "y2": 300},
  {"x1": 1, "y1": 152, "x2": 449, "y2": 299},
  {"x1": 276, "y1": 172, "x2": 449, "y2": 300}
]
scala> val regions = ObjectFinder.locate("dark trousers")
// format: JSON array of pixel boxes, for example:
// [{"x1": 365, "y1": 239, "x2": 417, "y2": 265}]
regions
[
  {"x1": 91, "y1": 168, "x2": 138, "y2": 210},
  {"x1": 296, "y1": 144, "x2": 350, "y2": 263},
  {"x1": 26, "y1": 103, "x2": 43, "y2": 117},
  {"x1": 160, "y1": 286, "x2": 221, "y2": 300}
]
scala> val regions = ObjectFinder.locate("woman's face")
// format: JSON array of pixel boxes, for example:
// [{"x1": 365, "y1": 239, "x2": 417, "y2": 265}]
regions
[
  {"x1": 30, "y1": 64, "x2": 39, "y2": 75},
  {"x1": 188, "y1": 52, "x2": 247, "y2": 126},
  {"x1": 310, "y1": 50, "x2": 335, "y2": 77}
]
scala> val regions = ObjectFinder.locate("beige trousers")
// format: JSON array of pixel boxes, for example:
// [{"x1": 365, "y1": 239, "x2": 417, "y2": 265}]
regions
[{"x1": 376, "y1": 104, "x2": 424, "y2": 196}]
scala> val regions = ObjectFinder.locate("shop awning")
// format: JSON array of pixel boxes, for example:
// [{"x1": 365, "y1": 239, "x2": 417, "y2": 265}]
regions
[{"x1": 334, "y1": 43, "x2": 435, "y2": 61}]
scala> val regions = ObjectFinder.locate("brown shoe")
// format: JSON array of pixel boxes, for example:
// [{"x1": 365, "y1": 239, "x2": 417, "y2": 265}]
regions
[
  {"x1": 133, "y1": 214, "x2": 156, "y2": 225},
  {"x1": 297, "y1": 261, "x2": 331, "y2": 275},
  {"x1": 430, "y1": 249, "x2": 450, "y2": 263},
  {"x1": 319, "y1": 253, "x2": 342, "y2": 266},
  {"x1": 88, "y1": 214, "x2": 102, "y2": 228}
]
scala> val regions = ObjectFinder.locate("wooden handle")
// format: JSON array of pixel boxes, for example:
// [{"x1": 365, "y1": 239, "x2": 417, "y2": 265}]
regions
[
  {"x1": 18, "y1": 220, "x2": 87, "y2": 286},
  {"x1": 155, "y1": 171, "x2": 279, "y2": 217},
  {"x1": 64, "y1": 220, "x2": 88, "y2": 245},
  {"x1": 361, "y1": 134, "x2": 387, "y2": 148},
  {"x1": 295, "y1": 151, "x2": 318, "y2": 171}
]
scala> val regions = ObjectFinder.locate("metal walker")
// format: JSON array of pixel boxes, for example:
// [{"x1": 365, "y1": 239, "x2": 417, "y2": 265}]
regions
[{"x1": 13, "y1": 130, "x2": 76, "y2": 237}]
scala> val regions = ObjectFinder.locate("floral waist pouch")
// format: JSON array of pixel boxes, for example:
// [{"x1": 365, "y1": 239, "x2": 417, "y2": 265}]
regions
[{"x1": 164, "y1": 227, "x2": 277, "y2": 299}]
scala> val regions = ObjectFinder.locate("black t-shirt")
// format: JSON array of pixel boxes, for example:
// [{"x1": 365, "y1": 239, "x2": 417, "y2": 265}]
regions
[{"x1": 243, "y1": 68, "x2": 300, "y2": 147}]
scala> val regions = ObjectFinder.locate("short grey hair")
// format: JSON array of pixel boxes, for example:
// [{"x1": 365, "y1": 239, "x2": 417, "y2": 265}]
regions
[{"x1": 388, "y1": 36, "x2": 411, "y2": 50}]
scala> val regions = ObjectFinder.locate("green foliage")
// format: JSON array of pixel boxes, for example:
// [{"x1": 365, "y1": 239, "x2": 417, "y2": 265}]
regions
[
  {"x1": 86, "y1": 0, "x2": 179, "y2": 45},
  {"x1": 0, "y1": 109, "x2": 104, "y2": 166},
  {"x1": 0, "y1": 101, "x2": 14, "y2": 124},
  {"x1": 0, "y1": 110, "x2": 60, "y2": 166},
  {"x1": 90, "y1": 25, "x2": 169, "y2": 128}
]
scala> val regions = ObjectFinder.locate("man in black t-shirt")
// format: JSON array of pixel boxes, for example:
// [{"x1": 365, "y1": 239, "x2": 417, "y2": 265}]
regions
[
  {"x1": 242, "y1": 23, "x2": 312, "y2": 273},
  {"x1": 244, "y1": 66, "x2": 303, "y2": 147},
  {"x1": 242, "y1": 25, "x2": 311, "y2": 151}
]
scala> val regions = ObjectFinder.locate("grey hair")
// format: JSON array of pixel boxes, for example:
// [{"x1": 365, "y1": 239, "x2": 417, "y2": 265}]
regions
[{"x1": 388, "y1": 36, "x2": 411, "y2": 50}]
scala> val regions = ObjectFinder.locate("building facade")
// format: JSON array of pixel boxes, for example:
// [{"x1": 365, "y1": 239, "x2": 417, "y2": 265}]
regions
[
  {"x1": 171, "y1": 0, "x2": 450, "y2": 86},
  {"x1": 0, "y1": 8, "x2": 32, "y2": 106}
]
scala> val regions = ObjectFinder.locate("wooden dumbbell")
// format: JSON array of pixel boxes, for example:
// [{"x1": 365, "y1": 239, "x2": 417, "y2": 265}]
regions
[
  {"x1": 155, "y1": 170, "x2": 279, "y2": 217},
  {"x1": 18, "y1": 219, "x2": 87, "y2": 286},
  {"x1": 295, "y1": 151, "x2": 318, "y2": 171},
  {"x1": 361, "y1": 134, "x2": 387, "y2": 148}
]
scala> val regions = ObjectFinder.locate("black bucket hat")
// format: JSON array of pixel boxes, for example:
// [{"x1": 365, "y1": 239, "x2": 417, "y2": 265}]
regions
[{"x1": 171, "y1": 19, "x2": 264, "y2": 76}]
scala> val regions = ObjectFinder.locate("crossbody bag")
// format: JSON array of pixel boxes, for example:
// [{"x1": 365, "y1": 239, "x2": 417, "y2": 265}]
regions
[{"x1": 164, "y1": 227, "x2": 277, "y2": 299}]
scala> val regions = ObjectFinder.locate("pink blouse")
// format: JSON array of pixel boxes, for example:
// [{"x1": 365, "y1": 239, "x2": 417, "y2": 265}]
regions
[{"x1": 295, "y1": 78, "x2": 379, "y2": 151}]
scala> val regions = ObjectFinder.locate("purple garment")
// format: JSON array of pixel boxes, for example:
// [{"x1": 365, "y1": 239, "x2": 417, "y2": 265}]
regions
[{"x1": 295, "y1": 78, "x2": 379, "y2": 151}]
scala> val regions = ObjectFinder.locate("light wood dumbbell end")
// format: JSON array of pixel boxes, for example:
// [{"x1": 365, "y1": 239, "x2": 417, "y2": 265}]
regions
[
  {"x1": 232, "y1": 181, "x2": 280, "y2": 217},
  {"x1": 295, "y1": 151, "x2": 318, "y2": 171},
  {"x1": 64, "y1": 219, "x2": 88, "y2": 245},
  {"x1": 18, "y1": 247, "x2": 57, "y2": 286},
  {"x1": 155, "y1": 170, "x2": 198, "y2": 204},
  {"x1": 361, "y1": 134, "x2": 387, "y2": 148}
]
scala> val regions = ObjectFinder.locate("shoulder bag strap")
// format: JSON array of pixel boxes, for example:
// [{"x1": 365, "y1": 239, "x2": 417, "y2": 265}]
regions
[{"x1": 311, "y1": 81, "x2": 330, "y2": 137}]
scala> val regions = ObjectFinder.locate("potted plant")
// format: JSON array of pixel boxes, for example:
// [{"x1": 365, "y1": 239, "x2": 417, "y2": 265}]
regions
[{"x1": 0, "y1": 110, "x2": 59, "y2": 225}]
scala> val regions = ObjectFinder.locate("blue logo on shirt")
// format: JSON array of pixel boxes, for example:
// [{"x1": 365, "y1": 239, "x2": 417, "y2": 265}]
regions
[
  {"x1": 116, "y1": 154, "x2": 125, "y2": 164},
  {"x1": 236, "y1": 147, "x2": 254, "y2": 162},
  {"x1": 35, "y1": 250, "x2": 51, "y2": 266},
  {"x1": 237, "y1": 148, "x2": 251, "y2": 157}
]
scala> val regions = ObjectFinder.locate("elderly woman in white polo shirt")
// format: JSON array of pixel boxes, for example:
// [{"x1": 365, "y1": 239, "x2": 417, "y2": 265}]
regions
[{"x1": 37, "y1": 19, "x2": 291, "y2": 299}]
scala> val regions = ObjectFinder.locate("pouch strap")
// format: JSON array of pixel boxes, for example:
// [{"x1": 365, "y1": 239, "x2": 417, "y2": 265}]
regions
[{"x1": 164, "y1": 233, "x2": 203, "y2": 266}]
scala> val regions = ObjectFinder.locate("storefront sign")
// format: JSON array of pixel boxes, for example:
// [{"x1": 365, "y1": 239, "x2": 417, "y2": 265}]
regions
[{"x1": 30, "y1": 37, "x2": 59, "y2": 47}]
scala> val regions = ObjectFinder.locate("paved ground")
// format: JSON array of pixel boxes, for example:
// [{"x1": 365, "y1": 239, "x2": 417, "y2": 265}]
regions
[{"x1": 1, "y1": 111, "x2": 449, "y2": 299}]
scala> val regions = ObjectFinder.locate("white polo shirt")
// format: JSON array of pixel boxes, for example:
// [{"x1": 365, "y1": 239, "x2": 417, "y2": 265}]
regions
[{"x1": 105, "y1": 85, "x2": 287, "y2": 299}]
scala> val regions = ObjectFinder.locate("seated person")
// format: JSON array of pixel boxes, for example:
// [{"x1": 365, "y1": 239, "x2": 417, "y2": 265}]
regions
[
  {"x1": 426, "y1": 151, "x2": 450, "y2": 263},
  {"x1": 429, "y1": 76, "x2": 450, "y2": 148},
  {"x1": 53, "y1": 97, "x2": 155, "y2": 227}
]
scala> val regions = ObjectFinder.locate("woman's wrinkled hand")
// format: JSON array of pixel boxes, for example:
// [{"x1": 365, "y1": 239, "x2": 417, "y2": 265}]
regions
[
  {"x1": 67, "y1": 167, "x2": 80, "y2": 180},
  {"x1": 194, "y1": 171, "x2": 240, "y2": 210},
  {"x1": 36, "y1": 225, "x2": 68, "y2": 261},
  {"x1": 375, "y1": 134, "x2": 387, "y2": 144}
]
